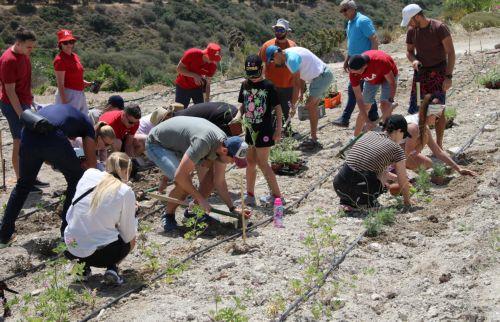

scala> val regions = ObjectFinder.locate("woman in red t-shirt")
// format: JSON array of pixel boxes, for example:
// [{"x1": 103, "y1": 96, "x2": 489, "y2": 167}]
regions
[{"x1": 53, "y1": 29, "x2": 91, "y2": 114}]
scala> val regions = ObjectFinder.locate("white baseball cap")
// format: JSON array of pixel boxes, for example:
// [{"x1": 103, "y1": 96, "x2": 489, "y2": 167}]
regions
[{"x1": 401, "y1": 4, "x2": 422, "y2": 27}]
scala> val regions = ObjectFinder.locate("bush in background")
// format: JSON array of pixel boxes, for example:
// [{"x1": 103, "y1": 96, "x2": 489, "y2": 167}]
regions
[
  {"x1": 461, "y1": 11, "x2": 500, "y2": 30},
  {"x1": 443, "y1": 0, "x2": 494, "y2": 20}
]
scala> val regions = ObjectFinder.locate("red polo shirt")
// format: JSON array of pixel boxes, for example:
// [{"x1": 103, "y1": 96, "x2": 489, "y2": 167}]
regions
[
  {"x1": 99, "y1": 110, "x2": 139, "y2": 140},
  {"x1": 175, "y1": 48, "x2": 217, "y2": 90},
  {"x1": 350, "y1": 50, "x2": 398, "y2": 87},
  {"x1": 53, "y1": 51, "x2": 85, "y2": 91},
  {"x1": 0, "y1": 48, "x2": 32, "y2": 105}
]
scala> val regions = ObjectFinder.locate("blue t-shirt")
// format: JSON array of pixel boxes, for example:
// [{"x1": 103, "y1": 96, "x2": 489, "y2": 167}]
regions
[
  {"x1": 347, "y1": 12, "x2": 376, "y2": 56},
  {"x1": 23, "y1": 104, "x2": 95, "y2": 145}
]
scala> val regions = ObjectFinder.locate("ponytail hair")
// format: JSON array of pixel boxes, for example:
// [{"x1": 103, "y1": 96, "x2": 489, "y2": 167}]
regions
[
  {"x1": 89, "y1": 152, "x2": 131, "y2": 212},
  {"x1": 95, "y1": 121, "x2": 116, "y2": 142},
  {"x1": 417, "y1": 94, "x2": 432, "y2": 151}
]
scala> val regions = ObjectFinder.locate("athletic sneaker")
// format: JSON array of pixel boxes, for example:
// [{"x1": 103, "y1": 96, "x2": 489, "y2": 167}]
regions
[
  {"x1": 34, "y1": 179, "x2": 49, "y2": 187},
  {"x1": 332, "y1": 117, "x2": 349, "y2": 128},
  {"x1": 234, "y1": 193, "x2": 256, "y2": 207},
  {"x1": 259, "y1": 195, "x2": 286, "y2": 207},
  {"x1": 104, "y1": 267, "x2": 124, "y2": 286},
  {"x1": 0, "y1": 235, "x2": 16, "y2": 249},
  {"x1": 161, "y1": 213, "x2": 178, "y2": 233},
  {"x1": 30, "y1": 185, "x2": 43, "y2": 194}
]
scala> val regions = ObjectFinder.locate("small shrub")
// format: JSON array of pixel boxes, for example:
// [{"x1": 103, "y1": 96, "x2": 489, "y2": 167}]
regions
[
  {"x1": 15, "y1": 3, "x2": 37, "y2": 15},
  {"x1": 461, "y1": 11, "x2": 500, "y2": 31},
  {"x1": 378, "y1": 28, "x2": 393, "y2": 44},
  {"x1": 415, "y1": 167, "x2": 431, "y2": 193},
  {"x1": 479, "y1": 68, "x2": 500, "y2": 89},
  {"x1": 364, "y1": 207, "x2": 396, "y2": 237},
  {"x1": 432, "y1": 163, "x2": 447, "y2": 178},
  {"x1": 444, "y1": 107, "x2": 457, "y2": 120}
]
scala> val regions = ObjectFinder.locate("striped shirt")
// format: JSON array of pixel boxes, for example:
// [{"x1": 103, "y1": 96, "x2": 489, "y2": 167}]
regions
[{"x1": 346, "y1": 132, "x2": 406, "y2": 175}]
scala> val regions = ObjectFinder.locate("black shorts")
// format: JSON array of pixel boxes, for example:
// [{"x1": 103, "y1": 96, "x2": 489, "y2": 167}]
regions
[
  {"x1": 245, "y1": 124, "x2": 275, "y2": 148},
  {"x1": 333, "y1": 163, "x2": 384, "y2": 208},
  {"x1": 65, "y1": 236, "x2": 131, "y2": 269}
]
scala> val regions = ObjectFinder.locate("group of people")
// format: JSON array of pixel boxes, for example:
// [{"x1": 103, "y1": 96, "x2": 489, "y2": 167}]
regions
[{"x1": 0, "y1": 1, "x2": 475, "y2": 284}]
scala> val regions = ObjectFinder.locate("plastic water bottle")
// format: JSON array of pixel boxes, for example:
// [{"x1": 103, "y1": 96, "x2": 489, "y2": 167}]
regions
[{"x1": 273, "y1": 198, "x2": 284, "y2": 228}]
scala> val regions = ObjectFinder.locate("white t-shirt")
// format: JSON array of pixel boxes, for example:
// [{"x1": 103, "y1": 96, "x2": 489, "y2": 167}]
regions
[
  {"x1": 405, "y1": 113, "x2": 419, "y2": 125},
  {"x1": 64, "y1": 168, "x2": 137, "y2": 258},
  {"x1": 284, "y1": 47, "x2": 326, "y2": 82},
  {"x1": 137, "y1": 113, "x2": 153, "y2": 136}
]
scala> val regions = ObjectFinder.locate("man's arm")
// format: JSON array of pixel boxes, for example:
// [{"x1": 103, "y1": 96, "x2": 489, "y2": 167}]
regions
[
  {"x1": 123, "y1": 135, "x2": 135, "y2": 157},
  {"x1": 406, "y1": 43, "x2": 420, "y2": 70},
  {"x1": 353, "y1": 85, "x2": 366, "y2": 112},
  {"x1": 384, "y1": 71, "x2": 397, "y2": 100},
  {"x1": 204, "y1": 77, "x2": 211, "y2": 102},
  {"x1": 212, "y1": 161, "x2": 233, "y2": 209},
  {"x1": 291, "y1": 72, "x2": 302, "y2": 106},
  {"x1": 176, "y1": 61, "x2": 202, "y2": 86},
  {"x1": 175, "y1": 153, "x2": 210, "y2": 211},
  {"x1": 81, "y1": 137, "x2": 97, "y2": 169},
  {"x1": 369, "y1": 34, "x2": 379, "y2": 50},
  {"x1": 442, "y1": 36, "x2": 455, "y2": 91},
  {"x1": 4, "y1": 83, "x2": 23, "y2": 117}
]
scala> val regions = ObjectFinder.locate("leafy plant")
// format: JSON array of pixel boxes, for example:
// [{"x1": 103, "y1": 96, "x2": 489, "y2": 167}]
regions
[
  {"x1": 479, "y1": 68, "x2": 500, "y2": 89},
  {"x1": 183, "y1": 204, "x2": 208, "y2": 241},
  {"x1": 364, "y1": 207, "x2": 396, "y2": 237},
  {"x1": 414, "y1": 167, "x2": 431, "y2": 194},
  {"x1": 266, "y1": 294, "x2": 286, "y2": 318},
  {"x1": 9, "y1": 243, "x2": 96, "y2": 321},
  {"x1": 444, "y1": 107, "x2": 457, "y2": 120},
  {"x1": 432, "y1": 163, "x2": 447, "y2": 178},
  {"x1": 163, "y1": 258, "x2": 189, "y2": 284},
  {"x1": 270, "y1": 138, "x2": 300, "y2": 165},
  {"x1": 210, "y1": 294, "x2": 248, "y2": 322}
]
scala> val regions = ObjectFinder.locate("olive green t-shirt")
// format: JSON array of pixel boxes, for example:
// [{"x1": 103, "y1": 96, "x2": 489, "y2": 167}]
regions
[{"x1": 147, "y1": 116, "x2": 226, "y2": 164}]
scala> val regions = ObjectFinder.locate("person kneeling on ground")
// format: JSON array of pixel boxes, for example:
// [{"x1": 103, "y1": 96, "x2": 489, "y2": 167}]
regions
[
  {"x1": 0, "y1": 104, "x2": 97, "y2": 248},
  {"x1": 99, "y1": 103, "x2": 141, "y2": 157},
  {"x1": 64, "y1": 152, "x2": 137, "y2": 285},
  {"x1": 72, "y1": 121, "x2": 116, "y2": 171},
  {"x1": 145, "y1": 116, "x2": 248, "y2": 232},
  {"x1": 333, "y1": 114, "x2": 412, "y2": 211},
  {"x1": 233, "y1": 54, "x2": 283, "y2": 206},
  {"x1": 403, "y1": 94, "x2": 476, "y2": 176}
]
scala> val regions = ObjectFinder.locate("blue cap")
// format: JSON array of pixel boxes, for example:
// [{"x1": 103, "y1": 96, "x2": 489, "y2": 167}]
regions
[
  {"x1": 265, "y1": 45, "x2": 280, "y2": 63},
  {"x1": 107, "y1": 95, "x2": 124, "y2": 110},
  {"x1": 224, "y1": 136, "x2": 248, "y2": 168}
]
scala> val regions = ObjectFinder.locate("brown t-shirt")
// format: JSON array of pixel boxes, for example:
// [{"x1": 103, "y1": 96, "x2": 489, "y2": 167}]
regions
[{"x1": 406, "y1": 19, "x2": 451, "y2": 68}]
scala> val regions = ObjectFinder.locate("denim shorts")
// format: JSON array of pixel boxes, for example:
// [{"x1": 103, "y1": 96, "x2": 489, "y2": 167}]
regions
[
  {"x1": 145, "y1": 141, "x2": 181, "y2": 179},
  {"x1": 363, "y1": 77, "x2": 397, "y2": 103},
  {"x1": 0, "y1": 101, "x2": 30, "y2": 139},
  {"x1": 309, "y1": 67, "x2": 334, "y2": 99}
]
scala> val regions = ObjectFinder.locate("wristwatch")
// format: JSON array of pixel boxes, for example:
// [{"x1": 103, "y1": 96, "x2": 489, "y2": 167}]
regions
[
  {"x1": 388, "y1": 97, "x2": 394, "y2": 103},
  {"x1": 445, "y1": 74, "x2": 453, "y2": 79}
]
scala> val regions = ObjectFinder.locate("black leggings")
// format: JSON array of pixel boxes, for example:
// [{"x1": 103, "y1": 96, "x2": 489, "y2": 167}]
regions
[
  {"x1": 333, "y1": 164, "x2": 384, "y2": 208},
  {"x1": 65, "y1": 236, "x2": 131, "y2": 270}
]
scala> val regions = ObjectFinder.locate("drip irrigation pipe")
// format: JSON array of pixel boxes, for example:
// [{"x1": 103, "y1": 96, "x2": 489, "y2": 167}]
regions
[
  {"x1": 452, "y1": 112, "x2": 499, "y2": 162},
  {"x1": 277, "y1": 232, "x2": 365, "y2": 321},
  {"x1": 78, "y1": 164, "x2": 342, "y2": 322},
  {"x1": 0, "y1": 205, "x2": 166, "y2": 285}
]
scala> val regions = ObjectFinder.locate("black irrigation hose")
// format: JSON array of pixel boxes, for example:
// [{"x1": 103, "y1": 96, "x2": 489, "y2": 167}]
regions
[
  {"x1": 0, "y1": 205, "x2": 166, "y2": 285},
  {"x1": 452, "y1": 111, "x2": 499, "y2": 162},
  {"x1": 277, "y1": 232, "x2": 365, "y2": 322},
  {"x1": 78, "y1": 163, "x2": 342, "y2": 322}
]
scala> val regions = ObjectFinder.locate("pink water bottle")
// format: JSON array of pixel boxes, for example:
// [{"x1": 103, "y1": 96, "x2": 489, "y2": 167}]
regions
[{"x1": 273, "y1": 198, "x2": 284, "y2": 228}]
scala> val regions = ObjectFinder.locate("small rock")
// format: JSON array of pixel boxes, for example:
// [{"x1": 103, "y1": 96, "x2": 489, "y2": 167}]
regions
[
  {"x1": 217, "y1": 261, "x2": 236, "y2": 271},
  {"x1": 484, "y1": 280, "x2": 491, "y2": 285},
  {"x1": 439, "y1": 273, "x2": 452, "y2": 283},
  {"x1": 409, "y1": 216, "x2": 423, "y2": 223},
  {"x1": 447, "y1": 146, "x2": 461, "y2": 155},
  {"x1": 30, "y1": 288, "x2": 44, "y2": 296},
  {"x1": 254, "y1": 263, "x2": 266, "y2": 272},
  {"x1": 386, "y1": 291, "x2": 397, "y2": 299},
  {"x1": 427, "y1": 306, "x2": 439, "y2": 318},
  {"x1": 484, "y1": 124, "x2": 496, "y2": 132},
  {"x1": 371, "y1": 293, "x2": 382, "y2": 301},
  {"x1": 368, "y1": 242, "x2": 382, "y2": 252},
  {"x1": 428, "y1": 215, "x2": 439, "y2": 223}
]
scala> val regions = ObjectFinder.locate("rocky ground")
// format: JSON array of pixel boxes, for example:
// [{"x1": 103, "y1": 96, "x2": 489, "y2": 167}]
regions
[{"x1": 0, "y1": 28, "x2": 499, "y2": 321}]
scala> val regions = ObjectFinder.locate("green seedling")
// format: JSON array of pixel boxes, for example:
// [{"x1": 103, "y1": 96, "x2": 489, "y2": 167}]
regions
[
  {"x1": 266, "y1": 294, "x2": 286, "y2": 318},
  {"x1": 364, "y1": 207, "x2": 397, "y2": 237},
  {"x1": 444, "y1": 107, "x2": 457, "y2": 120},
  {"x1": 479, "y1": 68, "x2": 499, "y2": 89},
  {"x1": 184, "y1": 204, "x2": 208, "y2": 241},
  {"x1": 432, "y1": 163, "x2": 447, "y2": 178},
  {"x1": 415, "y1": 167, "x2": 431, "y2": 194},
  {"x1": 211, "y1": 295, "x2": 248, "y2": 322}
]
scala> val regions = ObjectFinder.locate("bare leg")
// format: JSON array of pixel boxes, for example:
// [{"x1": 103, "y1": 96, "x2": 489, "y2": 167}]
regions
[
  {"x1": 380, "y1": 100, "x2": 393, "y2": 123},
  {"x1": 406, "y1": 153, "x2": 433, "y2": 171},
  {"x1": 435, "y1": 115, "x2": 446, "y2": 149},
  {"x1": 255, "y1": 147, "x2": 281, "y2": 197},
  {"x1": 354, "y1": 103, "x2": 370, "y2": 136},
  {"x1": 245, "y1": 147, "x2": 257, "y2": 194},
  {"x1": 166, "y1": 185, "x2": 188, "y2": 215},
  {"x1": 133, "y1": 134, "x2": 147, "y2": 156},
  {"x1": 158, "y1": 175, "x2": 169, "y2": 194},
  {"x1": 306, "y1": 96, "x2": 321, "y2": 141}
]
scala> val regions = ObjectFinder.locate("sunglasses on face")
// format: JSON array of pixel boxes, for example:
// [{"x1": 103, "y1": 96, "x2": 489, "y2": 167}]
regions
[
  {"x1": 61, "y1": 40, "x2": 75, "y2": 45},
  {"x1": 126, "y1": 116, "x2": 138, "y2": 125},
  {"x1": 340, "y1": 8, "x2": 349, "y2": 13},
  {"x1": 274, "y1": 27, "x2": 286, "y2": 33}
]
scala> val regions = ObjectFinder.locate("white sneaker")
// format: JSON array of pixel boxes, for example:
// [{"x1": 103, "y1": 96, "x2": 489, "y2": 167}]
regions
[
  {"x1": 234, "y1": 193, "x2": 256, "y2": 207},
  {"x1": 259, "y1": 195, "x2": 286, "y2": 207},
  {"x1": 104, "y1": 269, "x2": 124, "y2": 285}
]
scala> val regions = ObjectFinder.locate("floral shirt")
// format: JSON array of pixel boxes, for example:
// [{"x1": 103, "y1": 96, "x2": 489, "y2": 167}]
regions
[{"x1": 237, "y1": 79, "x2": 279, "y2": 130}]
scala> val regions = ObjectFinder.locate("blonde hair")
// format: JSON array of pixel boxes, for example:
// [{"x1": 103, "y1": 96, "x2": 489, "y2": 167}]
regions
[
  {"x1": 89, "y1": 152, "x2": 131, "y2": 212},
  {"x1": 95, "y1": 121, "x2": 116, "y2": 142}
]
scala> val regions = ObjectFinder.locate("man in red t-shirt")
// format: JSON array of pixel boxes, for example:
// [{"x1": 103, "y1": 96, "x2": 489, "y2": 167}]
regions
[
  {"x1": 259, "y1": 19, "x2": 297, "y2": 134},
  {"x1": 348, "y1": 50, "x2": 398, "y2": 136},
  {"x1": 175, "y1": 43, "x2": 221, "y2": 108},
  {"x1": 99, "y1": 104, "x2": 141, "y2": 157},
  {"x1": 0, "y1": 28, "x2": 37, "y2": 182}
]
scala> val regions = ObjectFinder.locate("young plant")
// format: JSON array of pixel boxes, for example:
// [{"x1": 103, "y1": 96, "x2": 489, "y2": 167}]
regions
[
  {"x1": 414, "y1": 167, "x2": 431, "y2": 194},
  {"x1": 10, "y1": 243, "x2": 96, "y2": 321},
  {"x1": 431, "y1": 163, "x2": 447, "y2": 178},
  {"x1": 444, "y1": 107, "x2": 457, "y2": 120},
  {"x1": 138, "y1": 223, "x2": 161, "y2": 273},
  {"x1": 266, "y1": 293, "x2": 286, "y2": 318},
  {"x1": 363, "y1": 207, "x2": 397, "y2": 237},
  {"x1": 183, "y1": 204, "x2": 208, "y2": 241},
  {"x1": 163, "y1": 258, "x2": 189, "y2": 284},
  {"x1": 210, "y1": 295, "x2": 248, "y2": 322},
  {"x1": 479, "y1": 68, "x2": 500, "y2": 89}
]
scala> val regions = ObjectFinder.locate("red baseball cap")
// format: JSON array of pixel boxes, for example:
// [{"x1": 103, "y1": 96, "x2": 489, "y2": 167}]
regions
[
  {"x1": 57, "y1": 29, "x2": 77, "y2": 44},
  {"x1": 203, "y1": 43, "x2": 222, "y2": 62}
]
